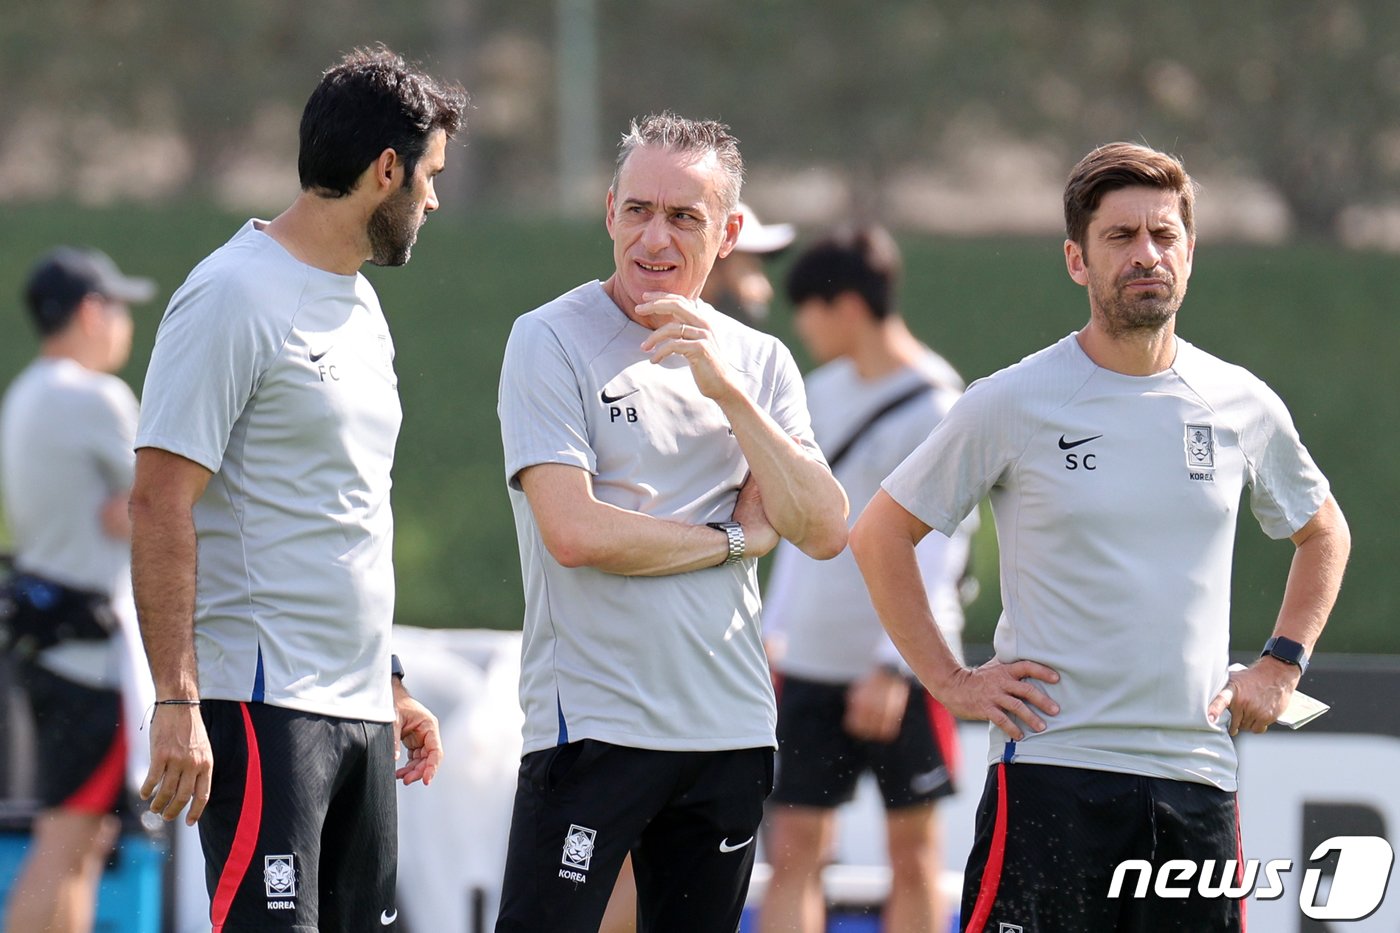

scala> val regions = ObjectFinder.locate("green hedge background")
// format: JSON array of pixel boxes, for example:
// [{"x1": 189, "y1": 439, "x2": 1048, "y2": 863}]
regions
[{"x1": 1, "y1": 204, "x2": 1393, "y2": 653}]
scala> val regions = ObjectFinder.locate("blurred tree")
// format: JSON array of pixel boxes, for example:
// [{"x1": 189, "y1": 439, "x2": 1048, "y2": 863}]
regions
[
  {"x1": 579, "y1": 0, "x2": 1400, "y2": 239},
  {"x1": 0, "y1": 0, "x2": 453, "y2": 203},
  {"x1": 4, "y1": 0, "x2": 1400, "y2": 240},
  {"x1": 972, "y1": 1, "x2": 1400, "y2": 239}
]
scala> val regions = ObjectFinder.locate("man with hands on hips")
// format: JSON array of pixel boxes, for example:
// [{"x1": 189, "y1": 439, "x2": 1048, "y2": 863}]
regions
[
  {"x1": 851, "y1": 141, "x2": 1349, "y2": 932},
  {"x1": 495, "y1": 111, "x2": 848, "y2": 933}
]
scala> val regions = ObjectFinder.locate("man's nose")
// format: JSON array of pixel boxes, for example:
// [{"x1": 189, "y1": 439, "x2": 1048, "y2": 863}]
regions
[{"x1": 641, "y1": 215, "x2": 669, "y2": 251}]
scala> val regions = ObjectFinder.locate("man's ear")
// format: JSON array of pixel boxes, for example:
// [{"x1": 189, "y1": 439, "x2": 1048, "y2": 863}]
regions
[
  {"x1": 1064, "y1": 238, "x2": 1090, "y2": 287},
  {"x1": 73, "y1": 295, "x2": 109, "y2": 337},
  {"x1": 372, "y1": 148, "x2": 401, "y2": 192},
  {"x1": 604, "y1": 189, "x2": 616, "y2": 238},
  {"x1": 716, "y1": 208, "x2": 742, "y2": 260}
]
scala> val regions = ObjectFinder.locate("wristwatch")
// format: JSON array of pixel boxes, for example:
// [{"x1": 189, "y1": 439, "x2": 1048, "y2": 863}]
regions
[
  {"x1": 390, "y1": 654, "x2": 405, "y2": 682},
  {"x1": 1260, "y1": 636, "x2": 1309, "y2": 674},
  {"x1": 707, "y1": 521, "x2": 746, "y2": 566}
]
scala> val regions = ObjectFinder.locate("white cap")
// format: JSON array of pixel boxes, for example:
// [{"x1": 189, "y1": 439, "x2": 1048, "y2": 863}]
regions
[{"x1": 733, "y1": 202, "x2": 796, "y2": 254}]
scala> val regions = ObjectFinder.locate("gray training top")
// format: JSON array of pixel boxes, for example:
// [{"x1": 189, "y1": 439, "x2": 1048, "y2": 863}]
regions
[
  {"x1": 137, "y1": 221, "x2": 402, "y2": 722},
  {"x1": 1, "y1": 358, "x2": 138, "y2": 687},
  {"x1": 764, "y1": 350, "x2": 975, "y2": 682},
  {"x1": 884, "y1": 333, "x2": 1329, "y2": 791},
  {"x1": 2, "y1": 358, "x2": 137, "y2": 595},
  {"x1": 499, "y1": 281, "x2": 824, "y2": 755}
]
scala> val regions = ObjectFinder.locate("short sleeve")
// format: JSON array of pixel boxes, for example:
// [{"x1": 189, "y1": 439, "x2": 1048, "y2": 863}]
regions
[
  {"x1": 882, "y1": 378, "x2": 1017, "y2": 536},
  {"x1": 1240, "y1": 381, "x2": 1330, "y2": 539},
  {"x1": 136, "y1": 275, "x2": 283, "y2": 473},
  {"x1": 90, "y1": 376, "x2": 139, "y2": 492},
  {"x1": 765, "y1": 340, "x2": 825, "y2": 464},
  {"x1": 498, "y1": 313, "x2": 596, "y2": 489},
  {"x1": 862, "y1": 384, "x2": 959, "y2": 483}
]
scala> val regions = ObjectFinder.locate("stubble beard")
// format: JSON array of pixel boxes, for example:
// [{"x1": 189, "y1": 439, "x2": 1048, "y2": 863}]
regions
[
  {"x1": 367, "y1": 188, "x2": 421, "y2": 268},
  {"x1": 1093, "y1": 272, "x2": 1185, "y2": 339}
]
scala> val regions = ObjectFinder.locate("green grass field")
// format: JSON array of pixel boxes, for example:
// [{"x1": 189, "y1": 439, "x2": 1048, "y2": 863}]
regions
[{"x1": 1, "y1": 203, "x2": 1395, "y2": 653}]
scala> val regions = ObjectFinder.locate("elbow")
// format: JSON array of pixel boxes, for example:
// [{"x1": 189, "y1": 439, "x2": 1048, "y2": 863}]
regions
[
  {"x1": 539, "y1": 527, "x2": 602, "y2": 569},
  {"x1": 798, "y1": 522, "x2": 849, "y2": 561},
  {"x1": 794, "y1": 482, "x2": 850, "y2": 560},
  {"x1": 848, "y1": 508, "x2": 893, "y2": 573},
  {"x1": 791, "y1": 501, "x2": 850, "y2": 560},
  {"x1": 126, "y1": 487, "x2": 163, "y2": 536},
  {"x1": 1332, "y1": 502, "x2": 1353, "y2": 558},
  {"x1": 847, "y1": 513, "x2": 874, "y2": 567}
]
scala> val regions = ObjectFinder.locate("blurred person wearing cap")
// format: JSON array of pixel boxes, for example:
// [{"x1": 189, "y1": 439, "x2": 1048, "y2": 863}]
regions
[
  {"x1": 758, "y1": 226, "x2": 973, "y2": 933},
  {"x1": 699, "y1": 201, "x2": 795, "y2": 325},
  {"x1": 1, "y1": 247, "x2": 157, "y2": 933},
  {"x1": 128, "y1": 47, "x2": 465, "y2": 930}
]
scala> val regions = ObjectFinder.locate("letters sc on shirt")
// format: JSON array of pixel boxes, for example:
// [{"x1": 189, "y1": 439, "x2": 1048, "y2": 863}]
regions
[{"x1": 1058, "y1": 433, "x2": 1101, "y2": 470}]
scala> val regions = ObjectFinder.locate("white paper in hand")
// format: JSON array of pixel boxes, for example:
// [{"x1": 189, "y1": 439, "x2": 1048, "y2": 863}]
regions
[{"x1": 1227, "y1": 662, "x2": 1330, "y2": 729}]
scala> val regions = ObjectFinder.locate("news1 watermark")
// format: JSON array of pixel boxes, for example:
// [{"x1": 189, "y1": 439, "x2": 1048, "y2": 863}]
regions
[{"x1": 1108, "y1": 836, "x2": 1395, "y2": 921}]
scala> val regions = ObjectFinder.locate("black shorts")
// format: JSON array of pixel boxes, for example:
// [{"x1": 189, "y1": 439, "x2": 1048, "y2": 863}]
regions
[
  {"x1": 198, "y1": 701, "x2": 398, "y2": 932},
  {"x1": 961, "y1": 762, "x2": 1243, "y2": 933},
  {"x1": 18, "y1": 661, "x2": 125, "y2": 814},
  {"x1": 495, "y1": 740, "x2": 774, "y2": 933},
  {"x1": 771, "y1": 674, "x2": 958, "y2": 810}
]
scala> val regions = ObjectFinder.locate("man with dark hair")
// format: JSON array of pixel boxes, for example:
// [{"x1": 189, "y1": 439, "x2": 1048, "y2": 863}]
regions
[
  {"x1": 1, "y1": 247, "x2": 156, "y2": 933},
  {"x1": 129, "y1": 46, "x2": 466, "y2": 930},
  {"x1": 852, "y1": 142, "x2": 1351, "y2": 931},
  {"x1": 760, "y1": 225, "x2": 971, "y2": 933},
  {"x1": 495, "y1": 111, "x2": 849, "y2": 932}
]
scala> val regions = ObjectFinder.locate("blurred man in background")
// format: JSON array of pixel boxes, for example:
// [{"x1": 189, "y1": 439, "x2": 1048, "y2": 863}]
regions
[
  {"x1": 760, "y1": 226, "x2": 972, "y2": 933},
  {"x1": 852, "y1": 142, "x2": 1350, "y2": 931},
  {"x1": 129, "y1": 46, "x2": 464, "y2": 930},
  {"x1": 1, "y1": 247, "x2": 156, "y2": 933},
  {"x1": 700, "y1": 201, "x2": 795, "y2": 325},
  {"x1": 496, "y1": 111, "x2": 848, "y2": 932}
]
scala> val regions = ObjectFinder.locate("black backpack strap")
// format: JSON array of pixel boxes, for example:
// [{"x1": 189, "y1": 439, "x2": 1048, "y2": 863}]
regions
[{"x1": 826, "y1": 381, "x2": 938, "y2": 471}]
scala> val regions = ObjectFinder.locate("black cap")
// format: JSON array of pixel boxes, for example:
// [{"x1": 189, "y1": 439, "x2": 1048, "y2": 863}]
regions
[{"x1": 24, "y1": 246, "x2": 157, "y2": 336}]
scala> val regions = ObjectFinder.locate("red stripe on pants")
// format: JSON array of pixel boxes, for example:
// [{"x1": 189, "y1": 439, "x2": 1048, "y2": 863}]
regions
[
  {"x1": 211, "y1": 703, "x2": 263, "y2": 932},
  {"x1": 62, "y1": 711, "x2": 126, "y2": 814},
  {"x1": 923, "y1": 691, "x2": 961, "y2": 781},
  {"x1": 964, "y1": 762, "x2": 1010, "y2": 933},
  {"x1": 1235, "y1": 795, "x2": 1247, "y2": 932}
]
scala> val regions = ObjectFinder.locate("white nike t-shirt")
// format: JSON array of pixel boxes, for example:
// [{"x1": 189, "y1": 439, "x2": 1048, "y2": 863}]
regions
[
  {"x1": 1, "y1": 358, "x2": 138, "y2": 688},
  {"x1": 499, "y1": 281, "x2": 823, "y2": 755},
  {"x1": 764, "y1": 351, "x2": 976, "y2": 682},
  {"x1": 137, "y1": 221, "x2": 402, "y2": 721},
  {"x1": 884, "y1": 332, "x2": 1329, "y2": 790}
]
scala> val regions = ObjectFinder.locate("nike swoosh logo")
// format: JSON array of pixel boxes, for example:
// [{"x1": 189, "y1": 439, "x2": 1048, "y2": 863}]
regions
[
  {"x1": 380, "y1": 908, "x2": 398, "y2": 925},
  {"x1": 910, "y1": 766, "x2": 948, "y2": 795},
  {"x1": 600, "y1": 388, "x2": 639, "y2": 404},
  {"x1": 1057, "y1": 433, "x2": 1102, "y2": 450},
  {"x1": 310, "y1": 349, "x2": 332, "y2": 362},
  {"x1": 718, "y1": 836, "x2": 754, "y2": 853}
]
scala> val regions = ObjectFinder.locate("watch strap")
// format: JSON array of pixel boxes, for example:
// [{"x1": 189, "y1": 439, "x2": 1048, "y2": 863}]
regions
[
  {"x1": 390, "y1": 653, "x2": 405, "y2": 682},
  {"x1": 706, "y1": 522, "x2": 745, "y2": 565}
]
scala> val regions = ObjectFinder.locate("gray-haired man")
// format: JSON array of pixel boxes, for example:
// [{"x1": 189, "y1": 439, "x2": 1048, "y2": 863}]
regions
[{"x1": 495, "y1": 112, "x2": 848, "y2": 932}]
